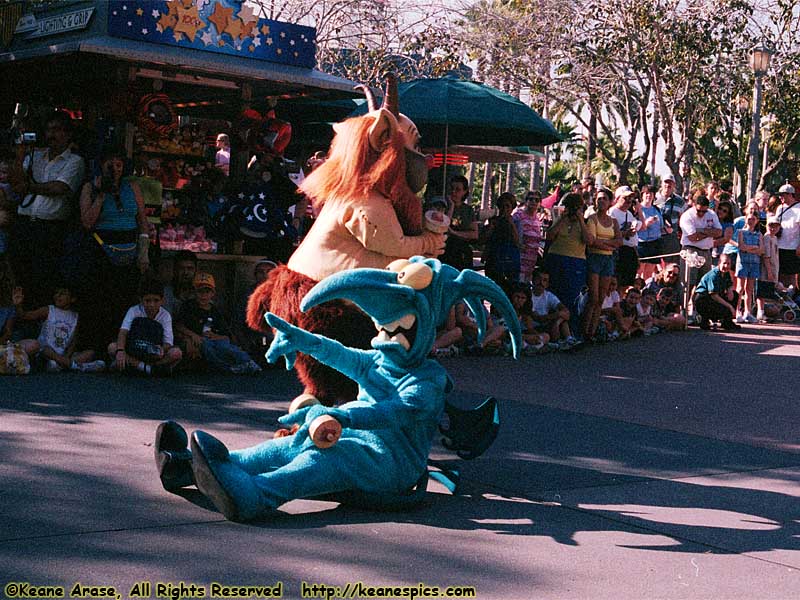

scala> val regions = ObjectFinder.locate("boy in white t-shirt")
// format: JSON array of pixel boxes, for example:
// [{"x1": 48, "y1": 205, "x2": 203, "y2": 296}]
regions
[
  {"x1": 530, "y1": 270, "x2": 575, "y2": 347},
  {"x1": 109, "y1": 276, "x2": 182, "y2": 376},
  {"x1": 13, "y1": 283, "x2": 104, "y2": 372}
]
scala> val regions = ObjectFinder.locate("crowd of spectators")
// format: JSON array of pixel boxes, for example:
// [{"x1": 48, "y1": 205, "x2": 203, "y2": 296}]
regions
[
  {"x1": 1, "y1": 109, "x2": 797, "y2": 375},
  {"x1": 428, "y1": 172, "x2": 798, "y2": 356}
]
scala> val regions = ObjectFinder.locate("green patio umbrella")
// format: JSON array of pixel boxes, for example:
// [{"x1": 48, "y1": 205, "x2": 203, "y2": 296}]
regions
[
  {"x1": 350, "y1": 77, "x2": 561, "y2": 148},
  {"x1": 350, "y1": 77, "x2": 560, "y2": 191}
]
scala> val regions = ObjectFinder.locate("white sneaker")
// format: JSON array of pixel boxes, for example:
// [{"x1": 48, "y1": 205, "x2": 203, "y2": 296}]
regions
[
  {"x1": 78, "y1": 360, "x2": 106, "y2": 373},
  {"x1": 744, "y1": 314, "x2": 758, "y2": 324},
  {"x1": 756, "y1": 311, "x2": 766, "y2": 322},
  {"x1": 735, "y1": 315, "x2": 746, "y2": 323}
]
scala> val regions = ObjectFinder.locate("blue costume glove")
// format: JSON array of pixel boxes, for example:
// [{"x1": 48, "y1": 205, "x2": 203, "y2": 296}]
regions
[{"x1": 265, "y1": 313, "x2": 320, "y2": 369}]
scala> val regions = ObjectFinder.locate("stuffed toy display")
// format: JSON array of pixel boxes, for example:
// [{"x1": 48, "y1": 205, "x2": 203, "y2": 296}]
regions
[
  {"x1": 155, "y1": 257, "x2": 522, "y2": 521},
  {"x1": 246, "y1": 75, "x2": 444, "y2": 407}
]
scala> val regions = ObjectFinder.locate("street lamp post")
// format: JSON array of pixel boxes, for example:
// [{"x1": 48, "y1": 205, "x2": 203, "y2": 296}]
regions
[{"x1": 746, "y1": 42, "x2": 773, "y2": 201}]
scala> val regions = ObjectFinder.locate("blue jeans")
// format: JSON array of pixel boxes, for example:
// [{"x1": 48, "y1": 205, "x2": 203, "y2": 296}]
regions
[{"x1": 201, "y1": 338, "x2": 252, "y2": 373}]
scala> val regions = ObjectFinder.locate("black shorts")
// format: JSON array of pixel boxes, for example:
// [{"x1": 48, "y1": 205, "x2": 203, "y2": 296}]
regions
[
  {"x1": 637, "y1": 240, "x2": 662, "y2": 263},
  {"x1": 779, "y1": 249, "x2": 800, "y2": 276}
]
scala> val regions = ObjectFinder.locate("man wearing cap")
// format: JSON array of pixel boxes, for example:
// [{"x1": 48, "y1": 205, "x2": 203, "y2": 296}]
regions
[
  {"x1": 608, "y1": 186, "x2": 642, "y2": 287},
  {"x1": 679, "y1": 192, "x2": 722, "y2": 317},
  {"x1": 775, "y1": 183, "x2": 800, "y2": 287}
]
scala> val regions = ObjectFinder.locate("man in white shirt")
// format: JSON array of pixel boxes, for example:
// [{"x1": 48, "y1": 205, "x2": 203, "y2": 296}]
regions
[
  {"x1": 679, "y1": 194, "x2": 721, "y2": 314},
  {"x1": 608, "y1": 186, "x2": 641, "y2": 287},
  {"x1": 9, "y1": 111, "x2": 85, "y2": 306},
  {"x1": 775, "y1": 183, "x2": 800, "y2": 287}
]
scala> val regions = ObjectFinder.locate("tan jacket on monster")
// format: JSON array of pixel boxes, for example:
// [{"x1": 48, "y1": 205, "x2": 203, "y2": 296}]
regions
[{"x1": 288, "y1": 191, "x2": 444, "y2": 282}]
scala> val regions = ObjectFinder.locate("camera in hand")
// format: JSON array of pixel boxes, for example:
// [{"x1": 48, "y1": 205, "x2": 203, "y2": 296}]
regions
[{"x1": 0, "y1": 103, "x2": 36, "y2": 146}]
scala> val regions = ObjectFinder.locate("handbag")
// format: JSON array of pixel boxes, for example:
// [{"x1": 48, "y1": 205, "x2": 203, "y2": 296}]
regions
[
  {"x1": 94, "y1": 230, "x2": 138, "y2": 267},
  {"x1": 0, "y1": 343, "x2": 31, "y2": 375}
]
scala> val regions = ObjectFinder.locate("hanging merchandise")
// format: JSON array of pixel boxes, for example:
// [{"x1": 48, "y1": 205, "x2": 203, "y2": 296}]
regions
[
  {"x1": 137, "y1": 93, "x2": 177, "y2": 138},
  {"x1": 238, "y1": 108, "x2": 292, "y2": 156}
]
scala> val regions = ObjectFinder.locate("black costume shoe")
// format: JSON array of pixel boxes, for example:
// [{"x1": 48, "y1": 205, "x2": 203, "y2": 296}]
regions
[
  {"x1": 154, "y1": 421, "x2": 194, "y2": 491},
  {"x1": 721, "y1": 319, "x2": 742, "y2": 331},
  {"x1": 191, "y1": 431, "x2": 243, "y2": 522}
]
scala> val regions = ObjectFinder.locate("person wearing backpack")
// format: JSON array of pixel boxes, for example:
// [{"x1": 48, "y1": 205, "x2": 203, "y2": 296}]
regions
[{"x1": 108, "y1": 276, "x2": 182, "y2": 376}]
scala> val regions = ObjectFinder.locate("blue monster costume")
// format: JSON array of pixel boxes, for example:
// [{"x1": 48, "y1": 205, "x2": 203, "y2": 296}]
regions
[{"x1": 155, "y1": 257, "x2": 521, "y2": 522}]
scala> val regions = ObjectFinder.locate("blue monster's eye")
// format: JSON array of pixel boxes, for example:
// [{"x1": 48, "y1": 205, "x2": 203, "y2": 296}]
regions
[{"x1": 396, "y1": 263, "x2": 433, "y2": 290}]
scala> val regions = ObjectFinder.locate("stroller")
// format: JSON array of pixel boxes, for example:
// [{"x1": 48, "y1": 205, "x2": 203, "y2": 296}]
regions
[{"x1": 758, "y1": 281, "x2": 800, "y2": 322}]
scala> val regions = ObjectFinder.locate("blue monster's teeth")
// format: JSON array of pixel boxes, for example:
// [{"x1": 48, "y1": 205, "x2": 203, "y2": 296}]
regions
[{"x1": 375, "y1": 314, "x2": 416, "y2": 333}]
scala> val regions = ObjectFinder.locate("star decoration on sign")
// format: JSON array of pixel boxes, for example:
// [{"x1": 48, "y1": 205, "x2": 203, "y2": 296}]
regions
[
  {"x1": 152, "y1": 9, "x2": 160, "y2": 18},
  {"x1": 280, "y1": 31, "x2": 286, "y2": 38},
  {"x1": 136, "y1": 8, "x2": 143, "y2": 16},
  {"x1": 142, "y1": 28, "x2": 148, "y2": 35},
  {"x1": 248, "y1": 45, "x2": 255, "y2": 53},
  {"x1": 224, "y1": 17, "x2": 245, "y2": 40},
  {"x1": 173, "y1": 30, "x2": 183, "y2": 42},
  {"x1": 261, "y1": 24, "x2": 270, "y2": 36},
  {"x1": 265, "y1": 37, "x2": 273, "y2": 46},
  {"x1": 252, "y1": 36, "x2": 261, "y2": 48},
  {"x1": 200, "y1": 30, "x2": 214, "y2": 46},
  {"x1": 208, "y1": 2, "x2": 233, "y2": 35},
  {"x1": 259, "y1": 192, "x2": 265, "y2": 200},
  {"x1": 174, "y1": 4, "x2": 204, "y2": 42},
  {"x1": 238, "y1": 3, "x2": 259, "y2": 29},
  {"x1": 218, "y1": 39, "x2": 225, "y2": 47},
  {"x1": 157, "y1": 11, "x2": 177, "y2": 31}
]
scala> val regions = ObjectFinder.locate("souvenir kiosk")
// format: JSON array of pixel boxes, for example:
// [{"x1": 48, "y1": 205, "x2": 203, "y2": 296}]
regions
[{"x1": 0, "y1": 0, "x2": 357, "y2": 314}]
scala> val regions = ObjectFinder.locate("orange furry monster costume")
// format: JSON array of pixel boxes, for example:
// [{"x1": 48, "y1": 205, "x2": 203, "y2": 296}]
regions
[{"x1": 247, "y1": 75, "x2": 445, "y2": 406}]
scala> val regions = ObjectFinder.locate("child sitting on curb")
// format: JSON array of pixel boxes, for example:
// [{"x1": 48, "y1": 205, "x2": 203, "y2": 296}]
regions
[
  {"x1": 510, "y1": 284, "x2": 550, "y2": 354},
  {"x1": 619, "y1": 286, "x2": 645, "y2": 338},
  {"x1": 14, "y1": 283, "x2": 104, "y2": 372},
  {"x1": 109, "y1": 276, "x2": 182, "y2": 376},
  {"x1": 175, "y1": 273, "x2": 262, "y2": 374},
  {"x1": 454, "y1": 300, "x2": 507, "y2": 355},
  {"x1": 530, "y1": 271, "x2": 577, "y2": 349}
]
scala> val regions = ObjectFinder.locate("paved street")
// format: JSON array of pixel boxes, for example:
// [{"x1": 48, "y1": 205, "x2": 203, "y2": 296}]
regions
[{"x1": 1, "y1": 324, "x2": 798, "y2": 599}]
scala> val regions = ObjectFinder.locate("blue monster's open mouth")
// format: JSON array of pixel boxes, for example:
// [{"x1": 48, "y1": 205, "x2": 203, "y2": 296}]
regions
[{"x1": 373, "y1": 313, "x2": 418, "y2": 351}]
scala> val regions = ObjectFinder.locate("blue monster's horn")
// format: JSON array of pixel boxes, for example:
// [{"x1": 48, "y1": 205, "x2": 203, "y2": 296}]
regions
[{"x1": 442, "y1": 269, "x2": 523, "y2": 359}]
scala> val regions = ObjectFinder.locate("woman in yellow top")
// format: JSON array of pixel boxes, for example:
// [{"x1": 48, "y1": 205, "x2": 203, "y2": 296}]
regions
[
  {"x1": 583, "y1": 187, "x2": 622, "y2": 340},
  {"x1": 543, "y1": 192, "x2": 592, "y2": 322}
]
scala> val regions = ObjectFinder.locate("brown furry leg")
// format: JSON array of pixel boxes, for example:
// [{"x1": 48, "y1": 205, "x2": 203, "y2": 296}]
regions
[{"x1": 253, "y1": 266, "x2": 374, "y2": 406}]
